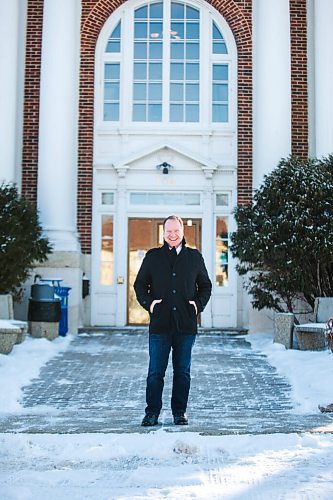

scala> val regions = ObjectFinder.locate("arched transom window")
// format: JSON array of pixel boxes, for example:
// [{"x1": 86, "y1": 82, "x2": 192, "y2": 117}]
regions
[{"x1": 99, "y1": 0, "x2": 235, "y2": 127}]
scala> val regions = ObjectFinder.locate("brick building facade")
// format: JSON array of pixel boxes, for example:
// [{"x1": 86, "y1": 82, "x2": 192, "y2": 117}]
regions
[{"x1": 1, "y1": 0, "x2": 333, "y2": 332}]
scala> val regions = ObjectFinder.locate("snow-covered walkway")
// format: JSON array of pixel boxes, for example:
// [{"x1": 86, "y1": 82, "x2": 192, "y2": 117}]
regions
[{"x1": 0, "y1": 331, "x2": 333, "y2": 498}]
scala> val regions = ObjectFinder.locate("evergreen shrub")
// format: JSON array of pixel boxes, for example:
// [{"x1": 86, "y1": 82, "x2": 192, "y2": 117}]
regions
[
  {"x1": 0, "y1": 183, "x2": 52, "y2": 297},
  {"x1": 230, "y1": 155, "x2": 333, "y2": 319}
]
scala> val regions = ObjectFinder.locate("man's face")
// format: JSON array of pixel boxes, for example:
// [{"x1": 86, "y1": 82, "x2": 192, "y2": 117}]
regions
[{"x1": 164, "y1": 219, "x2": 184, "y2": 248}]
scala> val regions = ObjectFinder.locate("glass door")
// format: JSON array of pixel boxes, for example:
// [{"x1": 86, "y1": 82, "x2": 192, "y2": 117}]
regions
[{"x1": 127, "y1": 218, "x2": 201, "y2": 325}]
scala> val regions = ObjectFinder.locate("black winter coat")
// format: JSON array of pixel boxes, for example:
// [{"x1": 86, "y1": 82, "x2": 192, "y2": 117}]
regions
[{"x1": 134, "y1": 241, "x2": 212, "y2": 334}]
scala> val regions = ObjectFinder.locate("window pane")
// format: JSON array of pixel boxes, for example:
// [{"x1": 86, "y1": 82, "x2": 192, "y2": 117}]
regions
[
  {"x1": 170, "y1": 103, "x2": 183, "y2": 121},
  {"x1": 148, "y1": 104, "x2": 162, "y2": 121},
  {"x1": 130, "y1": 192, "x2": 200, "y2": 205},
  {"x1": 104, "y1": 82, "x2": 119, "y2": 100},
  {"x1": 213, "y1": 23, "x2": 223, "y2": 40},
  {"x1": 104, "y1": 62, "x2": 120, "y2": 122},
  {"x1": 135, "y1": 6, "x2": 148, "y2": 18},
  {"x1": 186, "y1": 5, "x2": 199, "y2": 19},
  {"x1": 186, "y1": 43, "x2": 199, "y2": 59},
  {"x1": 169, "y1": 5, "x2": 201, "y2": 123},
  {"x1": 171, "y1": 42, "x2": 184, "y2": 59},
  {"x1": 149, "y1": 62, "x2": 162, "y2": 79},
  {"x1": 133, "y1": 104, "x2": 146, "y2": 121},
  {"x1": 213, "y1": 104, "x2": 228, "y2": 122},
  {"x1": 215, "y1": 217, "x2": 229, "y2": 287},
  {"x1": 106, "y1": 22, "x2": 121, "y2": 53},
  {"x1": 133, "y1": 83, "x2": 146, "y2": 100},
  {"x1": 171, "y1": 3, "x2": 184, "y2": 19},
  {"x1": 213, "y1": 83, "x2": 228, "y2": 101},
  {"x1": 149, "y1": 42, "x2": 162, "y2": 59},
  {"x1": 106, "y1": 41, "x2": 120, "y2": 53},
  {"x1": 134, "y1": 22, "x2": 147, "y2": 38},
  {"x1": 186, "y1": 23, "x2": 199, "y2": 39},
  {"x1": 170, "y1": 62, "x2": 184, "y2": 80},
  {"x1": 213, "y1": 42, "x2": 227, "y2": 54},
  {"x1": 170, "y1": 83, "x2": 183, "y2": 101},
  {"x1": 213, "y1": 64, "x2": 228, "y2": 80},
  {"x1": 171, "y1": 22, "x2": 184, "y2": 39},
  {"x1": 185, "y1": 83, "x2": 199, "y2": 101},
  {"x1": 134, "y1": 42, "x2": 147, "y2": 58},
  {"x1": 134, "y1": 62, "x2": 147, "y2": 79},
  {"x1": 104, "y1": 103, "x2": 119, "y2": 121},
  {"x1": 105, "y1": 63, "x2": 120, "y2": 79},
  {"x1": 213, "y1": 22, "x2": 228, "y2": 54},
  {"x1": 185, "y1": 104, "x2": 199, "y2": 122},
  {"x1": 133, "y1": 5, "x2": 163, "y2": 123},
  {"x1": 101, "y1": 193, "x2": 114, "y2": 205},
  {"x1": 186, "y1": 63, "x2": 199, "y2": 80},
  {"x1": 100, "y1": 215, "x2": 113, "y2": 286},
  {"x1": 150, "y1": 22, "x2": 163, "y2": 38},
  {"x1": 148, "y1": 82, "x2": 162, "y2": 100},
  {"x1": 150, "y1": 2, "x2": 163, "y2": 18},
  {"x1": 216, "y1": 193, "x2": 229, "y2": 206}
]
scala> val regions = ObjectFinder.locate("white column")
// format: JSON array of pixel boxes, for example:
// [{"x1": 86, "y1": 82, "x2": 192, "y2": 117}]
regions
[
  {"x1": 252, "y1": 0, "x2": 291, "y2": 189},
  {"x1": 38, "y1": 0, "x2": 81, "y2": 251},
  {"x1": 313, "y1": 0, "x2": 333, "y2": 157},
  {"x1": 115, "y1": 184, "x2": 128, "y2": 326},
  {"x1": 0, "y1": 0, "x2": 26, "y2": 185}
]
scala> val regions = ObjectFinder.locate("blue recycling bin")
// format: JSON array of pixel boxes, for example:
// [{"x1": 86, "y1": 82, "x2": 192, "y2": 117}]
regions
[
  {"x1": 54, "y1": 286, "x2": 71, "y2": 336},
  {"x1": 40, "y1": 279, "x2": 71, "y2": 336}
]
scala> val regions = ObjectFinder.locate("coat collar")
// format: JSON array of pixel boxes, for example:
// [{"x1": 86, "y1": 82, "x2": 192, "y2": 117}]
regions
[{"x1": 162, "y1": 238, "x2": 187, "y2": 266}]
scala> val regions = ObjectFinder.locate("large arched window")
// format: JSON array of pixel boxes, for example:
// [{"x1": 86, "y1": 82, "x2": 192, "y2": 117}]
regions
[{"x1": 98, "y1": 0, "x2": 235, "y2": 128}]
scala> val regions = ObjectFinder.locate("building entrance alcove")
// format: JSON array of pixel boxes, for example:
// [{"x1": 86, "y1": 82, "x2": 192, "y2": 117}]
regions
[{"x1": 127, "y1": 217, "x2": 201, "y2": 324}]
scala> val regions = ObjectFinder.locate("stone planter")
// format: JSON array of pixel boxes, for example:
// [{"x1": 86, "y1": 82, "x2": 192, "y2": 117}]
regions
[
  {"x1": 11, "y1": 320, "x2": 28, "y2": 344},
  {"x1": 274, "y1": 312, "x2": 294, "y2": 349},
  {"x1": 14, "y1": 328, "x2": 26, "y2": 344},
  {"x1": 0, "y1": 321, "x2": 20, "y2": 355},
  {"x1": 295, "y1": 324, "x2": 326, "y2": 351}
]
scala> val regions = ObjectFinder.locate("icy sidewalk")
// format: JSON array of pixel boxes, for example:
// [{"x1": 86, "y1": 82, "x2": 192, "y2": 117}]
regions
[{"x1": 0, "y1": 331, "x2": 332, "y2": 434}]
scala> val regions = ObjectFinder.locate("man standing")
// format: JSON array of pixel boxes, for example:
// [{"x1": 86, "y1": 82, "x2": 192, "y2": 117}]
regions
[{"x1": 134, "y1": 215, "x2": 212, "y2": 426}]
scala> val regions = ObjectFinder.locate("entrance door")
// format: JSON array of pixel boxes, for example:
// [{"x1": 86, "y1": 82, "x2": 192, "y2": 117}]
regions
[{"x1": 128, "y1": 218, "x2": 201, "y2": 325}]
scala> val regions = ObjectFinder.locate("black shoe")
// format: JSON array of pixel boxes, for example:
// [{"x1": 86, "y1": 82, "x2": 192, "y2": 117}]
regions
[
  {"x1": 173, "y1": 413, "x2": 188, "y2": 425},
  {"x1": 141, "y1": 414, "x2": 158, "y2": 426}
]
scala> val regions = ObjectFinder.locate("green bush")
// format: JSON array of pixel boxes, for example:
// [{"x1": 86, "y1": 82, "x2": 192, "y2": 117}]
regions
[
  {"x1": 230, "y1": 155, "x2": 333, "y2": 319},
  {"x1": 0, "y1": 183, "x2": 52, "y2": 296}
]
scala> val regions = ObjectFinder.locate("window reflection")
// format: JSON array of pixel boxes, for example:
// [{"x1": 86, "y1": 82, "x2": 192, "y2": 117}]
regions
[
  {"x1": 216, "y1": 217, "x2": 229, "y2": 287},
  {"x1": 103, "y1": 2, "x2": 230, "y2": 125},
  {"x1": 104, "y1": 63, "x2": 120, "y2": 121},
  {"x1": 133, "y1": 2, "x2": 163, "y2": 122},
  {"x1": 212, "y1": 21, "x2": 227, "y2": 54},
  {"x1": 100, "y1": 215, "x2": 114, "y2": 286},
  {"x1": 106, "y1": 21, "x2": 121, "y2": 53},
  {"x1": 170, "y1": 2, "x2": 200, "y2": 122},
  {"x1": 212, "y1": 64, "x2": 228, "y2": 123}
]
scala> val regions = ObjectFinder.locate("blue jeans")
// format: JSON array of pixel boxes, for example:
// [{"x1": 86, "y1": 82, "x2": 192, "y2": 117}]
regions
[{"x1": 145, "y1": 332, "x2": 196, "y2": 416}]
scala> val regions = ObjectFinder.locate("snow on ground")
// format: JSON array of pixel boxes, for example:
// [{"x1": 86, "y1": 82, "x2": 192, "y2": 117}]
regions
[
  {"x1": 1, "y1": 430, "x2": 333, "y2": 499},
  {"x1": 0, "y1": 334, "x2": 72, "y2": 412},
  {"x1": 0, "y1": 332, "x2": 333, "y2": 499},
  {"x1": 248, "y1": 332, "x2": 333, "y2": 414}
]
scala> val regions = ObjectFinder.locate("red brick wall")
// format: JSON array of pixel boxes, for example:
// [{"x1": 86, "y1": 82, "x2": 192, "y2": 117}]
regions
[
  {"x1": 208, "y1": 0, "x2": 253, "y2": 205},
  {"x1": 290, "y1": 0, "x2": 308, "y2": 159},
  {"x1": 78, "y1": 0, "x2": 124, "y2": 253},
  {"x1": 21, "y1": 0, "x2": 44, "y2": 205},
  {"x1": 78, "y1": 0, "x2": 253, "y2": 253}
]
